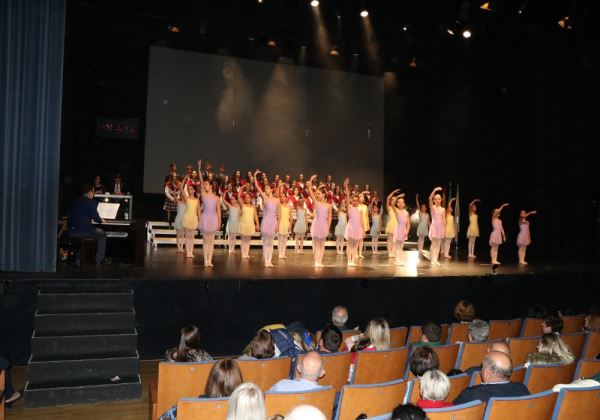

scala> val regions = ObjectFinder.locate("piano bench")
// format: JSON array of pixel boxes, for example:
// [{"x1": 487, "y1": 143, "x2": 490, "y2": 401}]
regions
[{"x1": 68, "y1": 237, "x2": 97, "y2": 266}]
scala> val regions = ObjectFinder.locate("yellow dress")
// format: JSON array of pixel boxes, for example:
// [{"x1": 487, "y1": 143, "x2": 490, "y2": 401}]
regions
[
  {"x1": 358, "y1": 203, "x2": 370, "y2": 232},
  {"x1": 278, "y1": 205, "x2": 291, "y2": 235},
  {"x1": 445, "y1": 214, "x2": 456, "y2": 238},
  {"x1": 239, "y1": 205, "x2": 256, "y2": 236},
  {"x1": 182, "y1": 198, "x2": 199, "y2": 230},
  {"x1": 467, "y1": 213, "x2": 480, "y2": 237},
  {"x1": 385, "y1": 206, "x2": 397, "y2": 234}
]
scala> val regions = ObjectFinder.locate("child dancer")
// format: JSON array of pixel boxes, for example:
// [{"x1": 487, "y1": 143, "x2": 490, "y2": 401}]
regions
[
  {"x1": 254, "y1": 170, "x2": 278, "y2": 268},
  {"x1": 517, "y1": 210, "x2": 537, "y2": 265},
  {"x1": 344, "y1": 179, "x2": 365, "y2": 267},
  {"x1": 293, "y1": 197, "x2": 308, "y2": 254},
  {"x1": 489, "y1": 203, "x2": 509, "y2": 265},
  {"x1": 334, "y1": 201, "x2": 347, "y2": 255},
  {"x1": 428, "y1": 187, "x2": 446, "y2": 266},
  {"x1": 173, "y1": 181, "x2": 186, "y2": 252},
  {"x1": 277, "y1": 186, "x2": 292, "y2": 259},
  {"x1": 198, "y1": 160, "x2": 221, "y2": 267},
  {"x1": 357, "y1": 193, "x2": 370, "y2": 258},
  {"x1": 392, "y1": 193, "x2": 410, "y2": 266},
  {"x1": 221, "y1": 194, "x2": 240, "y2": 254},
  {"x1": 163, "y1": 174, "x2": 178, "y2": 227},
  {"x1": 415, "y1": 194, "x2": 430, "y2": 255},
  {"x1": 238, "y1": 185, "x2": 260, "y2": 260},
  {"x1": 385, "y1": 190, "x2": 398, "y2": 258},
  {"x1": 369, "y1": 202, "x2": 382, "y2": 254},
  {"x1": 180, "y1": 181, "x2": 200, "y2": 258},
  {"x1": 443, "y1": 197, "x2": 456, "y2": 259},
  {"x1": 307, "y1": 175, "x2": 332, "y2": 267},
  {"x1": 466, "y1": 199, "x2": 481, "y2": 258}
]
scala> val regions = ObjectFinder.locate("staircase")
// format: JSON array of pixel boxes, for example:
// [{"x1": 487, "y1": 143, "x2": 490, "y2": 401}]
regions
[{"x1": 24, "y1": 289, "x2": 142, "y2": 408}]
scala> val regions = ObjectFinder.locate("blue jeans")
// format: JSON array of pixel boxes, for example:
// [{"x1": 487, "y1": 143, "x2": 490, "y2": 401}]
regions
[
  {"x1": 0, "y1": 355, "x2": 15, "y2": 399},
  {"x1": 71, "y1": 228, "x2": 106, "y2": 264}
]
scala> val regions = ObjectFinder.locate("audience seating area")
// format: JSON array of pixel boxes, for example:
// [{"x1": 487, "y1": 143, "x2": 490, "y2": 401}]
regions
[
  {"x1": 149, "y1": 314, "x2": 599, "y2": 419},
  {"x1": 1, "y1": 370, "x2": 5, "y2": 420}
]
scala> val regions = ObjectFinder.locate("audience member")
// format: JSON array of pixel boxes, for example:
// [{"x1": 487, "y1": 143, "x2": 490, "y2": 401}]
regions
[
  {"x1": 109, "y1": 174, "x2": 129, "y2": 195},
  {"x1": 584, "y1": 309, "x2": 600, "y2": 332},
  {"x1": 454, "y1": 352, "x2": 530, "y2": 404},
  {"x1": 525, "y1": 333, "x2": 575, "y2": 366},
  {"x1": 454, "y1": 300, "x2": 476, "y2": 323},
  {"x1": 93, "y1": 175, "x2": 105, "y2": 194},
  {"x1": 345, "y1": 318, "x2": 391, "y2": 353},
  {"x1": 165, "y1": 325, "x2": 212, "y2": 362},
  {"x1": 417, "y1": 369, "x2": 453, "y2": 409},
  {"x1": 464, "y1": 341, "x2": 510, "y2": 375},
  {"x1": 269, "y1": 351, "x2": 325, "y2": 392},
  {"x1": 331, "y1": 306, "x2": 350, "y2": 330},
  {"x1": 284, "y1": 405, "x2": 327, "y2": 420},
  {"x1": 391, "y1": 404, "x2": 427, "y2": 420},
  {"x1": 468, "y1": 319, "x2": 490, "y2": 342},
  {"x1": 412, "y1": 322, "x2": 442, "y2": 348},
  {"x1": 226, "y1": 382, "x2": 267, "y2": 420},
  {"x1": 542, "y1": 315, "x2": 564, "y2": 334},
  {"x1": 409, "y1": 347, "x2": 440, "y2": 378},
  {"x1": 240, "y1": 330, "x2": 275, "y2": 360},
  {"x1": 0, "y1": 355, "x2": 21, "y2": 404},
  {"x1": 319, "y1": 325, "x2": 342, "y2": 353},
  {"x1": 68, "y1": 184, "x2": 107, "y2": 265}
]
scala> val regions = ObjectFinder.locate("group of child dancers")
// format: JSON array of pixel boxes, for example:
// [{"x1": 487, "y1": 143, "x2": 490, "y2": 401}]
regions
[{"x1": 163, "y1": 161, "x2": 537, "y2": 268}]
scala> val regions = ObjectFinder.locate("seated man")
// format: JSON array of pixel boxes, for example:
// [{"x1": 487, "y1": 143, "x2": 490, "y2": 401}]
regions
[
  {"x1": 269, "y1": 351, "x2": 325, "y2": 392},
  {"x1": 318, "y1": 325, "x2": 342, "y2": 353},
  {"x1": 109, "y1": 174, "x2": 129, "y2": 195},
  {"x1": 468, "y1": 319, "x2": 490, "y2": 343},
  {"x1": 454, "y1": 351, "x2": 530, "y2": 404},
  {"x1": 331, "y1": 306, "x2": 350, "y2": 330},
  {"x1": 412, "y1": 322, "x2": 442, "y2": 348},
  {"x1": 465, "y1": 341, "x2": 511, "y2": 375},
  {"x1": 68, "y1": 184, "x2": 107, "y2": 264}
]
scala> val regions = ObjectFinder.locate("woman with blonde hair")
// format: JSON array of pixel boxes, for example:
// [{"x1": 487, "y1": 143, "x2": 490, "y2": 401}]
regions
[
  {"x1": 345, "y1": 318, "x2": 391, "y2": 352},
  {"x1": 226, "y1": 383, "x2": 267, "y2": 420},
  {"x1": 525, "y1": 333, "x2": 576, "y2": 366}
]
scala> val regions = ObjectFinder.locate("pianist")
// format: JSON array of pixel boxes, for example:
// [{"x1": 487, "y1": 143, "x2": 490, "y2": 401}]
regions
[{"x1": 68, "y1": 184, "x2": 108, "y2": 264}]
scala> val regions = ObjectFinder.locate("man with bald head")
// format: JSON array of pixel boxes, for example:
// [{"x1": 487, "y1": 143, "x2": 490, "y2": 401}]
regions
[
  {"x1": 285, "y1": 405, "x2": 327, "y2": 420},
  {"x1": 454, "y1": 351, "x2": 530, "y2": 404},
  {"x1": 269, "y1": 351, "x2": 326, "y2": 392},
  {"x1": 464, "y1": 341, "x2": 511, "y2": 375}
]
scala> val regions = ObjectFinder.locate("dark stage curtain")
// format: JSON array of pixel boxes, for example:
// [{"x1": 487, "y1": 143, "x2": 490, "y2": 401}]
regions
[{"x1": 0, "y1": 0, "x2": 66, "y2": 272}]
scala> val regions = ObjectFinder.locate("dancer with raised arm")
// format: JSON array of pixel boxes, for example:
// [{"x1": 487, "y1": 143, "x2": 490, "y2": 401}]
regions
[
  {"x1": 197, "y1": 160, "x2": 222, "y2": 267},
  {"x1": 442, "y1": 197, "x2": 456, "y2": 259},
  {"x1": 385, "y1": 190, "x2": 399, "y2": 258},
  {"x1": 334, "y1": 200, "x2": 347, "y2": 255},
  {"x1": 293, "y1": 197, "x2": 308, "y2": 254},
  {"x1": 489, "y1": 203, "x2": 509, "y2": 265},
  {"x1": 277, "y1": 186, "x2": 292, "y2": 259},
  {"x1": 369, "y1": 201, "x2": 382, "y2": 254},
  {"x1": 180, "y1": 179, "x2": 201, "y2": 258},
  {"x1": 307, "y1": 175, "x2": 332, "y2": 267},
  {"x1": 221, "y1": 192, "x2": 240, "y2": 254},
  {"x1": 238, "y1": 185, "x2": 260, "y2": 260},
  {"x1": 344, "y1": 179, "x2": 365, "y2": 267},
  {"x1": 428, "y1": 187, "x2": 446, "y2": 266},
  {"x1": 415, "y1": 194, "x2": 430, "y2": 255},
  {"x1": 392, "y1": 192, "x2": 410, "y2": 266},
  {"x1": 466, "y1": 199, "x2": 481, "y2": 258},
  {"x1": 255, "y1": 169, "x2": 278, "y2": 268},
  {"x1": 517, "y1": 210, "x2": 537, "y2": 265}
]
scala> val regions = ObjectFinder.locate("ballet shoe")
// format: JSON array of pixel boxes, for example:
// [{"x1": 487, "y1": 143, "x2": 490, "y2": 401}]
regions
[
  {"x1": 492, "y1": 261, "x2": 501, "y2": 265},
  {"x1": 358, "y1": 254, "x2": 365, "y2": 259},
  {"x1": 186, "y1": 254, "x2": 194, "y2": 258},
  {"x1": 519, "y1": 261, "x2": 528, "y2": 265},
  {"x1": 431, "y1": 261, "x2": 441, "y2": 266},
  {"x1": 443, "y1": 254, "x2": 452, "y2": 259},
  {"x1": 347, "y1": 261, "x2": 357, "y2": 267}
]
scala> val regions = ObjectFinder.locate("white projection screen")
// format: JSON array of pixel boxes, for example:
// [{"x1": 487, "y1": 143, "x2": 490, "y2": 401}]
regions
[{"x1": 144, "y1": 46, "x2": 384, "y2": 193}]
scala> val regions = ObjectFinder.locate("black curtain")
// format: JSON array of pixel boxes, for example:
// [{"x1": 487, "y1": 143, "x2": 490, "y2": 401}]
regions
[{"x1": 0, "y1": 0, "x2": 66, "y2": 272}]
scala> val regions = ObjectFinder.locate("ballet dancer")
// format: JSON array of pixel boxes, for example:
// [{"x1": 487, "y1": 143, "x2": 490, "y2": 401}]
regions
[
  {"x1": 221, "y1": 193, "x2": 240, "y2": 254},
  {"x1": 443, "y1": 197, "x2": 456, "y2": 259},
  {"x1": 517, "y1": 210, "x2": 537, "y2": 265},
  {"x1": 254, "y1": 169, "x2": 278, "y2": 268},
  {"x1": 180, "y1": 180, "x2": 201, "y2": 258},
  {"x1": 198, "y1": 160, "x2": 221, "y2": 267},
  {"x1": 277, "y1": 186, "x2": 292, "y2": 259},
  {"x1": 392, "y1": 192, "x2": 410, "y2": 266},
  {"x1": 489, "y1": 203, "x2": 509, "y2": 265},
  {"x1": 466, "y1": 199, "x2": 481, "y2": 258},
  {"x1": 428, "y1": 187, "x2": 446, "y2": 266},
  {"x1": 173, "y1": 181, "x2": 186, "y2": 253},
  {"x1": 307, "y1": 175, "x2": 332, "y2": 267},
  {"x1": 344, "y1": 179, "x2": 365, "y2": 267},
  {"x1": 384, "y1": 190, "x2": 398, "y2": 258},
  {"x1": 357, "y1": 193, "x2": 370, "y2": 258},
  {"x1": 238, "y1": 185, "x2": 260, "y2": 260},
  {"x1": 415, "y1": 194, "x2": 430, "y2": 255},
  {"x1": 334, "y1": 200, "x2": 347, "y2": 255},
  {"x1": 369, "y1": 201, "x2": 382, "y2": 254},
  {"x1": 293, "y1": 197, "x2": 308, "y2": 254}
]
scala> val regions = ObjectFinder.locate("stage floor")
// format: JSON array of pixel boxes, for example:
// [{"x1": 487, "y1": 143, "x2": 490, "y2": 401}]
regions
[{"x1": 3, "y1": 245, "x2": 598, "y2": 281}]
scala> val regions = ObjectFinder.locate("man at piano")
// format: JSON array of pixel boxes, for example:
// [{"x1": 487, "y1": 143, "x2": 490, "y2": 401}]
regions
[{"x1": 68, "y1": 184, "x2": 108, "y2": 264}]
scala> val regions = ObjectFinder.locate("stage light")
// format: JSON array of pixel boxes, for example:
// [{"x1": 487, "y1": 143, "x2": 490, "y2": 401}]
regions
[
  {"x1": 447, "y1": 28, "x2": 455, "y2": 35},
  {"x1": 168, "y1": 25, "x2": 180, "y2": 33},
  {"x1": 402, "y1": 26, "x2": 408, "y2": 32},
  {"x1": 310, "y1": 0, "x2": 319, "y2": 7},
  {"x1": 360, "y1": 10, "x2": 369, "y2": 18},
  {"x1": 267, "y1": 39, "x2": 277, "y2": 47},
  {"x1": 462, "y1": 29, "x2": 472, "y2": 38}
]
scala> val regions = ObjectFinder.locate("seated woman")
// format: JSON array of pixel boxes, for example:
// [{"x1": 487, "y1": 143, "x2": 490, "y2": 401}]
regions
[
  {"x1": 165, "y1": 325, "x2": 212, "y2": 362},
  {"x1": 239, "y1": 330, "x2": 275, "y2": 360},
  {"x1": 525, "y1": 333, "x2": 575, "y2": 366},
  {"x1": 410, "y1": 347, "x2": 440, "y2": 378},
  {"x1": 454, "y1": 300, "x2": 476, "y2": 324},
  {"x1": 344, "y1": 318, "x2": 391, "y2": 353},
  {"x1": 226, "y1": 382, "x2": 267, "y2": 420},
  {"x1": 160, "y1": 358, "x2": 243, "y2": 419},
  {"x1": 417, "y1": 369, "x2": 453, "y2": 409}
]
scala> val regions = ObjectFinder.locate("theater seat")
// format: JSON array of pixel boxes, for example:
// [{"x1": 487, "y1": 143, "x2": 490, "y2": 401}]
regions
[
  {"x1": 295, "y1": 352, "x2": 352, "y2": 392},
  {"x1": 390, "y1": 326, "x2": 408, "y2": 348},
  {"x1": 265, "y1": 386, "x2": 335, "y2": 418},
  {"x1": 447, "y1": 323, "x2": 469, "y2": 343},
  {"x1": 520, "y1": 318, "x2": 543, "y2": 337},
  {"x1": 237, "y1": 357, "x2": 292, "y2": 391},
  {"x1": 456, "y1": 340, "x2": 500, "y2": 371},
  {"x1": 583, "y1": 332, "x2": 600, "y2": 359},
  {"x1": 524, "y1": 363, "x2": 577, "y2": 394},
  {"x1": 424, "y1": 399, "x2": 485, "y2": 420},
  {"x1": 561, "y1": 314, "x2": 586, "y2": 334},
  {"x1": 334, "y1": 379, "x2": 407, "y2": 420},
  {"x1": 560, "y1": 332, "x2": 587, "y2": 359},
  {"x1": 469, "y1": 365, "x2": 526, "y2": 386},
  {"x1": 573, "y1": 359, "x2": 600, "y2": 380},
  {"x1": 482, "y1": 390, "x2": 557, "y2": 420},
  {"x1": 176, "y1": 397, "x2": 228, "y2": 420},
  {"x1": 352, "y1": 348, "x2": 408, "y2": 385},
  {"x1": 488, "y1": 319, "x2": 522, "y2": 341},
  {"x1": 405, "y1": 373, "x2": 470, "y2": 405},
  {"x1": 507, "y1": 336, "x2": 540, "y2": 366},
  {"x1": 551, "y1": 385, "x2": 600, "y2": 420}
]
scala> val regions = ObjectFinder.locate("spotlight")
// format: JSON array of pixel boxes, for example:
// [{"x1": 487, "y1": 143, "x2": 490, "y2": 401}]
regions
[
  {"x1": 447, "y1": 28, "x2": 455, "y2": 35},
  {"x1": 310, "y1": 0, "x2": 319, "y2": 7},
  {"x1": 402, "y1": 26, "x2": 408, "y2": 32},
  {"x1": 462, "y1": 29, "x2": 472, "y2": 38},
  {"x1": 267, "y1": 39, "x2": 277, "y2": 47},
  {"x1": 360, "y1": 10, "x2": 369, "y2": 18}
]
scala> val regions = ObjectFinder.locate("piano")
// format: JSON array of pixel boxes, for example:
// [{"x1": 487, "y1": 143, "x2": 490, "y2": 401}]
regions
[{"x1": 93, "y1": 219, "x2": 146, "y2": 266}]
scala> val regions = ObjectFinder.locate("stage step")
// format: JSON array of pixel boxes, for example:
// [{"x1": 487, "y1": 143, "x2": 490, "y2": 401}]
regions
[
  {"x1": 34, "y1": 309, "x2": 136, "y2": 333},
  {"x1": 36, "y1": 289, "x2": 134, "y2": 312},
  {"x1": 31, "y1": 329, "x2": 138, "y2": 357},
  {"x1": 24, "y1": 375, "x2": 142, "y2": 408}
]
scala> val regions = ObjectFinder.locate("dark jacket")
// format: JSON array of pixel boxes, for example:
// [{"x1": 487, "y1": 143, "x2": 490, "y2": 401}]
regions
[
  {"x1": 454, "y1": 381, "x2": 530, "y2": 405},
  {"x1": 68, "y1": 196, "x2": 101, "y2": 234}
]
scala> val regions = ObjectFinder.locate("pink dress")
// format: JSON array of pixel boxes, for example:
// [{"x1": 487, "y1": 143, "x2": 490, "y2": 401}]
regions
[
  {"x1": 260, "y1": 198, "x2": 278, "y2": 236},
  {"x1": 345, "y1": 206, "x2": 364, "y2": 240},
  {"x1": 311, "y1": 202, "x2": 330, "y2": 239},
  {"x1": 200, "y1": 195, "x2": 219, "y2": 233},
  {"x1": 489, "y1": 218, "x2": 504, "y2": 245},
  {"x1": 393, "y1": 209, "x2": 409, "y2": 242},
  {"x1": 516, "y1": 221, "x2": 531, "y2": 246},
  {"x1": 428, "y1": 206, "x2": 445, "y2": 240}
]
